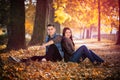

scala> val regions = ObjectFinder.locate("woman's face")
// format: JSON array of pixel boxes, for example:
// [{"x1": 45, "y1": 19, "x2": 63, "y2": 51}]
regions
[{"x1": 65, "y1": 29, "x2": 72, "y2": 38}]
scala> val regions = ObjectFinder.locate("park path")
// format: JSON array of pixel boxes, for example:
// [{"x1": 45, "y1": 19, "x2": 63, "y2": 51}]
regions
[
  {"x1": 74, "y1": 39, "x2": 120, "y2": 50},
  {"x1": 74, "y1": 39, "x2": 120, "y2": 67}
]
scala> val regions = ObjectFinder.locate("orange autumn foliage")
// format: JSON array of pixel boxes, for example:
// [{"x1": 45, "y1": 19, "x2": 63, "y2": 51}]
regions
[{"x1": 25, "y1": 21, "x2": 33, "y2": 34}]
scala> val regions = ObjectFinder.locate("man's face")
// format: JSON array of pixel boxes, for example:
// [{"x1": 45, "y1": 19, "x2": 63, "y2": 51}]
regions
[{"x1": 47, "y1": 26, "x2": 56, "y2": 37}]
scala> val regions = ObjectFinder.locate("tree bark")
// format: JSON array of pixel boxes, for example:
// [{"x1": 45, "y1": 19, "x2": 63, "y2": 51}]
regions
[
  {"x1": 47, "y1": 0, "x2": 60, "y2": 34},
  {"x1": 47, "y1": 0, "x2": 53, "y2": 24},
  {"x1": 116, "y1": 29, "x2": 120, "y2": 45},
  {"x1": 90, "y1": 26, "x2": 93, "y2": 39},
  {"x1": 54, "y1": 22, "x2": 60, "y2": 34},
  {"x1": 0, "y1": 0, "x2": 9, "y2": 26},
  {"x1": 86, "y1": 29, "x2": 89, "y2": 39},
  {"x1": 116, "y1": 0, "x2": 120, "y2": 45},
  {"x1": 98, "y1": 0, "x2": 101, "y2": 41},
  {"x1": 29, "y1": 0, "x2": 48, "y2": 46},
  {"x1": 7, "y1": 0, "x2": 25, "y2": 50},
  {"x1": 82, "y1": 27, "x2": 85, "y2": 39}
]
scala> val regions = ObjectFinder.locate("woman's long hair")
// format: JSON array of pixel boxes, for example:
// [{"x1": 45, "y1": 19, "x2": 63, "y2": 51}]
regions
[{"x1": 62, "y1": 27, "x2": 75, "y2": 46}]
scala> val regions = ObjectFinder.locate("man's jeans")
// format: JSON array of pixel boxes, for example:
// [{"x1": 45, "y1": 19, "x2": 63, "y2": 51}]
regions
[
  {"x1": 21, "y1": 44, "x2": 62, "y2": 62},
  {"x1": 70, "y1": 45, "x2": 104, "y2": 63}
]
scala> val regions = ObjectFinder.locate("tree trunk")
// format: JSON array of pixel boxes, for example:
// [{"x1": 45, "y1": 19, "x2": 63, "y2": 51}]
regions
[
  {"x1": 116, "y1": 29, "x2": 120, "y2": 45},
  {"x1": 29, "y1": 0, "x2": 48, "y2": 46},
  {"x1": 47, "y1": 0, "x2": 60, "y2": 34},
  {"x1": 47, "y1": 0, "x2": 53, "y2": 24},
  {"x1": 86, "y1": 29, "x2": 89, "y2": 39},
  {"x1": 54, "y1": 22, "x2": 60, "y2": 34},
  {"x1": 7, "y1": 0, "x2": 25, "y2": 50},
  {"x1": 98, "y1": 0, "x2": 101, "y2": 41},
  {"x1": 90, "y1": 26, "x2": 92, "y2": 39},
  {"x1": 0, "y1": 0, "x2": 9, "y2": 26},
  {"x1": 82, "y1": 27, "x2": 85, "y2": 39},
  {"x1": 116, "y1": 0, "x2": 120, "y2": 45}
]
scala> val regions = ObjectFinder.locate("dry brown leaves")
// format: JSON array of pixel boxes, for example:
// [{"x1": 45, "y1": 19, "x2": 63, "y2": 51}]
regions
[{"x1": 0, "y1": 39, "x2": 120, "y2": 80}]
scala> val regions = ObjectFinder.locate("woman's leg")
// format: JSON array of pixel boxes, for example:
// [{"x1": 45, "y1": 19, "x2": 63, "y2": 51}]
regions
[
  {"x1": 69, "y1": 51, "x2": 84, "y2": 63},
  {"x1": 89, "y1": 50, "x2": 104, "y2": 63},
  {"x1": 70, "y1": 45, "x2": 95, "y2": 63}
]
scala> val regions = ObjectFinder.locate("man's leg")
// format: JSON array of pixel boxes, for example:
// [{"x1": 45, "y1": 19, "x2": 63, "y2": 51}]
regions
[
  {"x1": 45, "y1": 44, "x2": 62, "y2": 61},
  {"x1": 21, "y1": 56, "x2": 45, "y2": 62}
]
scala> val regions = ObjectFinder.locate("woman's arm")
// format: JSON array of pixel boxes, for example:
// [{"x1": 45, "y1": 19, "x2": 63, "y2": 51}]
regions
[{"x1": 62, "y1": 37, "x2": 75, "y2": 55}]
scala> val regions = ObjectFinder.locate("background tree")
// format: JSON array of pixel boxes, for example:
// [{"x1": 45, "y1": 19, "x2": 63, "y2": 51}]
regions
[
  {"x1": 7, "y1": 0, "x2": 25, "y2": 50},
  {"x1": 0, "y1": 0, "x2": 9, "y2": 26},
  {"x1": 98, "y1": 0, "x2": 101, "y2": 41},
  {"x1": 28, "y1": 0, "x2": 48, "y2": 46},
  {"x1": 54, "y1": 0, "x2": 119, "y2": 41},
  {"x1": 0, "y1": 0, "x2": 9, "y2": 48},
  {"x1": 116, "y1": 0, "x2": 120, "y2": 45},
  {"x1": 25, "y1": 0, "x2": 36, "y2": 34},
  {"x1": 116, "y1": 24, "x2": 120, "y2": 45},
  {"x1": 47, "y1": 0, "x2": 60, "y2": 34}
]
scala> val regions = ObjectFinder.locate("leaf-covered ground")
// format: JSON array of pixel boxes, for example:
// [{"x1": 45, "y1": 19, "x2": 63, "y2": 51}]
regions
[{"x1": 0, "y1": 39, "x2": 120, "y2": 80}]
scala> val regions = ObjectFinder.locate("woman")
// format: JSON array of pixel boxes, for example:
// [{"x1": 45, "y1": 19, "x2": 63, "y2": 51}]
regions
[{"x1": 62, "y1": 27, "x2": 104, "y2": 65}]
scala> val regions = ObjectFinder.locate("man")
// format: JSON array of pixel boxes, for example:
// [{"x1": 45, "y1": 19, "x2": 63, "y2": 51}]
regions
[
  {"x1": 9, "y1": 24, "x2": 64, "y2": 62},
  {"x1": 40, "y1": 24, "x2": 64, "y2": 61}
]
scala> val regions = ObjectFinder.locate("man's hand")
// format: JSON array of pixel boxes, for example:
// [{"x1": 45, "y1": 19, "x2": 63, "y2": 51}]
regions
[
  {"x1": 39, "y1": 45, "x2": 46, "y2": 49},
  {"x1": 27, "y1": 46, "x2": 40, "y2": 50}
]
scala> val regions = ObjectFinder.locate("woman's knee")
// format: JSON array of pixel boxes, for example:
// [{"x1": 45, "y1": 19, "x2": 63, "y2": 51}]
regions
[
  {"x1": 80, "y1": 45, "x2": 87, "y2": 49},
  {"x1": 77, "y1": 45, "x2": 86, "y2": 51}
]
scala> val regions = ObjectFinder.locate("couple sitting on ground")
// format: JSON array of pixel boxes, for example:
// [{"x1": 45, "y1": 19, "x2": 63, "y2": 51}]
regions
[{"x1": 9, "y1": 24, "x2": 104, "y2": 65}]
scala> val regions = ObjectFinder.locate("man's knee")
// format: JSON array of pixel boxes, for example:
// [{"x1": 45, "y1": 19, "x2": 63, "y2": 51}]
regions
[{"x1": 48, "y1": 44, "x2": 57, "y2": 50}]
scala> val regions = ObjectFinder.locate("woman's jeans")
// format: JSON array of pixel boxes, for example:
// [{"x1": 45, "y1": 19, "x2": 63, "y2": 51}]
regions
[{"x1": 70, "y1": 45, "x2": 104, "y2": 63}]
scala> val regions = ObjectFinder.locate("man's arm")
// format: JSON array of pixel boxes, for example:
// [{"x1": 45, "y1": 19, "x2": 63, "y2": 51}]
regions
[
  {"x1": 40, "y1": 40, "x2": 54, "y2": 49},
  {"x1": 40, "y1": 35, "x2": 62, "y2": 49},
  {"x1": 27, "y1": 40, "x2": 54, "y2": 50}
]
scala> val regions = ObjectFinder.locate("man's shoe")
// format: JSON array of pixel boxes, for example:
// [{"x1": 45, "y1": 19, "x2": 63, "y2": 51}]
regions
[
  {"x1": 8, "y1": 56, "x2": 21, "y2": 63},
  {"x1": 41, "y1": 58, "x2": 47, "y2": 62}
]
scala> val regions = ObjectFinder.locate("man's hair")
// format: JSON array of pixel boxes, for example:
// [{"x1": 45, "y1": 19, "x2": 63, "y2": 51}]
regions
[{"x1": 47, "y1": 24, "x2": 54, "y2": 27}]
